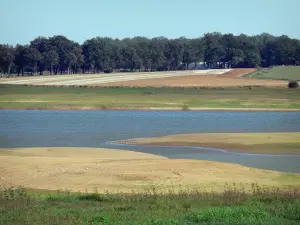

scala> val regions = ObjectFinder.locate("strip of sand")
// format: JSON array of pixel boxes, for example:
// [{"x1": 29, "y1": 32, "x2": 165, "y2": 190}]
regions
[
  {"x1": 1, "y1": 106, "x2": 300, "y2": 111},
  {"x1": 114, "y1": 133, "x2": 300, "y2": 155},
  {"x1": 0, "y1": 147, "x2": 299, "y2": 193}
]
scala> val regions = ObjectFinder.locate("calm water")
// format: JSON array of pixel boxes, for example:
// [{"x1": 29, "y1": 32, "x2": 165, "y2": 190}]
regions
[{"x1": 1, "y1": 110, "x2": 300, "y2": 173}]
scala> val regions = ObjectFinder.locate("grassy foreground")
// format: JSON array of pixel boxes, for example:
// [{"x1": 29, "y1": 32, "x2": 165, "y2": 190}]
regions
[
  {"x1": 0, "y1": 84, "x2": 300, "y2": 110},
  {"x1": 1, "y1": 186, "x2": 300, "y2": 225},
  {"x1": 248, "y1": 66, "x2": 300, "y2": 81},
  {"x1": 116, "y1": 132, "x2": 300, "y2": 155}
]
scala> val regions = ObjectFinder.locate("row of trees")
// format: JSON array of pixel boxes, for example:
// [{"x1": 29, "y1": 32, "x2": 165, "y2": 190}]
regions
[{"x1": 0, "y1": 33, "x2": 300, "y2": 76}]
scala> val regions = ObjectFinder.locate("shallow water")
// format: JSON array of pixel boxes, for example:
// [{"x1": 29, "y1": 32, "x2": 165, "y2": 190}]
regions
[{"x1": 1, "y1": 110, "x2": 300, "y2": 173}]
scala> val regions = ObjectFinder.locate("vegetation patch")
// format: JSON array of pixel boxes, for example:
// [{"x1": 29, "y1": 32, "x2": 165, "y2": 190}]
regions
[
  {"x1": 1, "y1": 186, "x2": 299, "y2": 225},
  {"x1": 288, "y1": 81, "x2": 299, "y2": 88}
]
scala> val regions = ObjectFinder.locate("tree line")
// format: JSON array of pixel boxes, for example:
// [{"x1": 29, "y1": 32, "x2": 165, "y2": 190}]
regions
[{"x1": 0, "y1": 33, "x2": 300, "y2": 76}]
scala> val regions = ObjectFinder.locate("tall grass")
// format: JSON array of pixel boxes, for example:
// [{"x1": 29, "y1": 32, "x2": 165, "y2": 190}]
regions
[{"x1": 1, "y1": 184, "x2": 299, "y2": 225}]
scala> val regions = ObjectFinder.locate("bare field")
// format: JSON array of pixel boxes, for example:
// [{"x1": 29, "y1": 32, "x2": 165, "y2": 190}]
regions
[
  {"x1": 103, "y1": 69, "x2": 286, "y2": 87},
  {"x1": 0, "y1": 147, "x2": 299, "y2": 193},
  {"x1": 0, "y1": 69, "x2": 287, "y2": 87},
  {"x1": 0, "y1": 70, "x2": 230, "y2": 86},
  {"x1": 115, "y1": 133, "x2": 300, "y2": 155}
]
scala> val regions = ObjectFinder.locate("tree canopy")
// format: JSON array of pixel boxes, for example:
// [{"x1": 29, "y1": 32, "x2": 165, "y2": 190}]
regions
[{"x1": 0, "y1": 33, "x2": 299, "y2": 76}]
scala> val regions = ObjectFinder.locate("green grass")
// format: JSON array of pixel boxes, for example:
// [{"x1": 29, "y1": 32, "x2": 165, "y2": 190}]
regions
[
  {"x1": 1, "y1": 84, "x2": 300, "y2": 110},
  {"x1": 248, "y1": 66, "x2": 300, "y2": 81},
  {"x1": 1, "y1": 185, "x2": 299, "y2": 225}
]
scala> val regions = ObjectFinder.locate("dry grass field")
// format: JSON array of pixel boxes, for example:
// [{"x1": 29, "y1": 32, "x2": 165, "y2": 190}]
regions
[
  {"x1": 1, "y1": 147, "x2": 299, "y2": 193},
  {"x1": 115, "y1": 132, "x2": 300, "y2": 155}
]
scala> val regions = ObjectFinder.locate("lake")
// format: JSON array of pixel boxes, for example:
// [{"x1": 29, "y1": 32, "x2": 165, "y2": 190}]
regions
[{"x1": 1, "y1": 110, "x2": 300, "y2": 173}]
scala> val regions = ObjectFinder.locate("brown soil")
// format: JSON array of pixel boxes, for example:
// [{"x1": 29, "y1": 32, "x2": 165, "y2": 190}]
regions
[{"x1": 100, "y1": 69, "x2": 286, "y2": 87}]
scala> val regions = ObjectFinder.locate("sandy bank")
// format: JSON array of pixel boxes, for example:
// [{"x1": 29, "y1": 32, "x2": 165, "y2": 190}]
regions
[
  {"x1": 1, "y1": 106, "x2": 300, "y2": 112},
  {"x1": 1, "y1": 147, "x2": 299, "y2": 193},
  {"x1": 114, "y1": 133, "x2": 300, "y2": 155}
]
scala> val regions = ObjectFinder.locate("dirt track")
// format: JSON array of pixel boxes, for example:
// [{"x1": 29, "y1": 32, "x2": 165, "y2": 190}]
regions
[
  {"x1": 0, "y1": 147, "x2": 297, "y2": 193},
  {"x1": 0, "y1": 69, "x2": 287, "y2": 87}
]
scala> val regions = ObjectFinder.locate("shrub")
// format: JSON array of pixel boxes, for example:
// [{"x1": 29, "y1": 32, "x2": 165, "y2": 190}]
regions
[
  {"x1": 288, "y1": 81, "x2": 299, "y2": 88},
  {"x1": 77, "y1": 193, "x2": 105, "y2": 202},
  {"x1": 181, "y1": 104, "x2": 189, "y2": 111},
  {"x1": 103, "y1": 69, "x2": 113, "y2": 73}
]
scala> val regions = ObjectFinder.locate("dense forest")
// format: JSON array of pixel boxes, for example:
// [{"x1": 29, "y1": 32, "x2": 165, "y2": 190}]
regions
[{"x1": 0, "y1": 33, "x2": 300, "y2": 76}]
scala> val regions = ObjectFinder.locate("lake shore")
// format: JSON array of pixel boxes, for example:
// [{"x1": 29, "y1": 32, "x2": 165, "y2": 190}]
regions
[
  {"x1": 1, "y1": 106, "x2": 300, "y2": 112},
  {"x1": 1, "y1": 147, "x2": 299, "y2": 193}
]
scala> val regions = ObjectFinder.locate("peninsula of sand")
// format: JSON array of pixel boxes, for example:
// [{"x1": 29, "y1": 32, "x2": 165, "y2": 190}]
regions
[{"x1": 1, "y1": 147, "x2": 300, "y2": 193}]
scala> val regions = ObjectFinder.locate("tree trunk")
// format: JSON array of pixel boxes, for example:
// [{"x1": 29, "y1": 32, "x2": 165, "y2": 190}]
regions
[{"x1": 8, "y1": 63, "x2": 12, "y2": 75}]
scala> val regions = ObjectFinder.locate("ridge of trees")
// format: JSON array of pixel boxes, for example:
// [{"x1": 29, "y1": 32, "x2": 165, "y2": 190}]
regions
[{"x1": 0, "y1": 33, "x2": 300, "y2": 76}]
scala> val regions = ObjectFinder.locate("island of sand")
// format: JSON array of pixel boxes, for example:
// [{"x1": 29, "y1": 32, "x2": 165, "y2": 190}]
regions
[{"x1": 114, "y1": 132, "x2": 300, "y2": 155}]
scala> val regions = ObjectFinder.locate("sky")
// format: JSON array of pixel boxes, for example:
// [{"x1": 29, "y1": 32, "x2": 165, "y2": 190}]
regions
[{"x1": 0, "y1": 0, "x2": 299, "y2": 45}]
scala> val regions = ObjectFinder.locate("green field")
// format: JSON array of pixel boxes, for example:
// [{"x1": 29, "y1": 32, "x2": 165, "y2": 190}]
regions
[
  {"x1": 248, "y1": 66, "x2": 300, "y2": 81},
  {"x1": 1, "y1": 186, "x2": 299, "y2": 225},
  {"x1": 1, "y1": 85, "x2": 300, "y2": 110}
]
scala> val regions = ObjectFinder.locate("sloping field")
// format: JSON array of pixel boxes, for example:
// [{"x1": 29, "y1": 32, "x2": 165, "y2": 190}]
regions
[
  {"x1": 0, "y1": 69, "x2": 286, "y2": 87},
  {"x1": 1, "y1": 148, "x2": 298, "y2": 193},
  {"x1": 0, "y1": 69, "x2": 231, "y2": 86},
  {"x1": 97, "y1": 69, "x2": 286, "y2": 87},
  {"x1": 248, "y1": 66, "x2": 300, "y2": 80}
]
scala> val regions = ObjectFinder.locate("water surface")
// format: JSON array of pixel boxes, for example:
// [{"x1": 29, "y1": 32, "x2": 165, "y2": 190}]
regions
[{"x1": 1, "y1": 110, "x2": 300, "y2": 173}]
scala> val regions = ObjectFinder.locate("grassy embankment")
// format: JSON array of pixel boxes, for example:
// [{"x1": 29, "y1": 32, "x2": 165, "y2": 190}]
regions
[
  {"x1": 0, "y1": 84, "x2": 300, "y2": 110},
  {"x1": 116, "y1": 132, "x2": 300, "y2": 155},
  {"x1": 1, "y1": 186, "x2": 300, "y2": 225},
  {"x1": 248, "y1": 66, "x2": 300, "y2": 81}
]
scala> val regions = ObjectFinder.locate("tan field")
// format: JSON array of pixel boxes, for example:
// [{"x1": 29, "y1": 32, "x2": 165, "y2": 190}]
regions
[
  {"x1": 0, "y1": 69, "x2": 287, "y2": 87},
  {"x1": 115, "y1": 132, "x2": 300, "y2": 155},
  {"x1": 1, "y1": 147, "x2": 299, "y2": 193}
]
